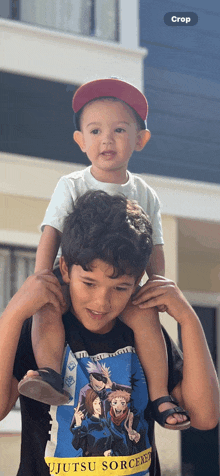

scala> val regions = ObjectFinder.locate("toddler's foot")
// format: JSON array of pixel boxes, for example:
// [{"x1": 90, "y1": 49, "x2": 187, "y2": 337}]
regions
[
  {"x1": 152, "y1": 395, "x2": 190, "y2": 430},
  {"x1": 158, "y1": 400, "x2": 187, "y2": 425},
  {"x1": 18, "y1": 367, "x2": 69, "y2": 406}
]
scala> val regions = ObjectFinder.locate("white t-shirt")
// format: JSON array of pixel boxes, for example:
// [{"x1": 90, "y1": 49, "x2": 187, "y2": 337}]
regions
[{"x1": 42, "y1": 166, "x2": 164, "y2": 246}]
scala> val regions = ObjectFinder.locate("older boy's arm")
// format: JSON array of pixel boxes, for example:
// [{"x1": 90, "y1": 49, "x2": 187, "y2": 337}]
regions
[
  {"x1": 171, "y1": 307, "x2": 219, "y2": 430},
  {"x1": 140, "y1": 276, "x2": 220, "y2": 430},
  {"x1": 35, "y1": 225, "x2": 62, "y2": 272},
  {"x1": 0, "y1": 270, "x2": 66, "y2": 420}
]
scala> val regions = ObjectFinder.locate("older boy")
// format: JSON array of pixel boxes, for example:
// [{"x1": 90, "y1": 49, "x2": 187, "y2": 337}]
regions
[{"x1": 0, "y1": 191, "x2": 218, "y2": 476}]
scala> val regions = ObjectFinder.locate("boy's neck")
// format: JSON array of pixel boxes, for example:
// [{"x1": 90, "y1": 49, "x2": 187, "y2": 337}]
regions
[{"x1": 90, "y1": 166, "x2": 128, "y2": 184}]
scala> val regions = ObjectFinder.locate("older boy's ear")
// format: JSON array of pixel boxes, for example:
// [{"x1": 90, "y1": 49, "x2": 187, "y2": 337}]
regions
[
  {"x1": 59, "y1": 256, "x2": 70, "y2": 284},
  {"x1": 73, "y1": 131, "x2": 86, "y2": 152},
  {"x1": 135, "y1": 130, "x2": 151, "y2": 151}
]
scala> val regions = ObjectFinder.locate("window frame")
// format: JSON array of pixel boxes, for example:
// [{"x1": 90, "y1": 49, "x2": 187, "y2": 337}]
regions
[
  {"x1": 0, "y1": 244, "x2": 36, "y2": 431},
  {"x1": 0, "y1": 244, "x2": 36, "y2": 313},
  {"x1": 183, "y1": 291, "x2": 220, "y2": 376},
  {"x1": 9, "y1": 0, "x2": 120, "y2": 42}
]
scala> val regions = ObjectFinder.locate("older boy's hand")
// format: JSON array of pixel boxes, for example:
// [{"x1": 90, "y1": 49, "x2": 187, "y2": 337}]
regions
[
  {"x1": 132, "y1": 277, "x2": 166, "y2": 312},
  {"x1": 7, "y1": 270, "x2": 66, "y2": 323},
  {"x1": 132, "y1": 275, "x2": 192, "y2": 325}
]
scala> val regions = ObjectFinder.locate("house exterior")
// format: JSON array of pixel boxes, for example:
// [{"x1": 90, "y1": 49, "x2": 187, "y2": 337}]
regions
[{"x1": 0, "y1": 1, "x2": 219, "y2": 474}]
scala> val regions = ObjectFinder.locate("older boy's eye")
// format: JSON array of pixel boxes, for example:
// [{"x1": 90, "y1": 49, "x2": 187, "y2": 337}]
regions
[
  {"x1": 115, "y1": 287, "x2": 128, "y2": 292},
  {"x1": 83, "y1": 282, "x2": 94, "y2": 287}
]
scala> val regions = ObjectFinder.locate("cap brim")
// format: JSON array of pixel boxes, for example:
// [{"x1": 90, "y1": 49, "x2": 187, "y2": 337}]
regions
[{"x1": 72, "y1": 78, "x2": 148, "y2": 122}]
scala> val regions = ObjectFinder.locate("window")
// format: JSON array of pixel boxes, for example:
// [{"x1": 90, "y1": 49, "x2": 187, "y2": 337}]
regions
[
  {"x1": 2, "y1": 0, "x2": 119, "y2": 42},
  {"x1": 0, "y1": 245, "x2": 36, "y2": 315},
  {"x1": 0, "y1": 246, "x2": 36, "y2": 412}
]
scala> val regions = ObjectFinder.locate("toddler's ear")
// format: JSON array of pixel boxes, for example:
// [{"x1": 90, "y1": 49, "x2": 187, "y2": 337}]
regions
[
  {"x1": 73, "y1": 131, "x2": 86, "y2": 152},
  {"x1": 135, "y1": 130, "x2": 151, "y2": 151}
]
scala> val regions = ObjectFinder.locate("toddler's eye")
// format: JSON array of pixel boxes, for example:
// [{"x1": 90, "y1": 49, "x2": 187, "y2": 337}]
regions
[
  {"x1": 115, "y1": 128, "x2": 125, "y2": 133},
  {"x1": 91, "y1": 129, "x2": 100, "y2": 135}
]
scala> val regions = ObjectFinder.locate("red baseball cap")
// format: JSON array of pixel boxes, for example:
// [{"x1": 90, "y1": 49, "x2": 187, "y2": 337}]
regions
[{"x1": 72, "y1": 78, "x2": 148, "y2": 124}]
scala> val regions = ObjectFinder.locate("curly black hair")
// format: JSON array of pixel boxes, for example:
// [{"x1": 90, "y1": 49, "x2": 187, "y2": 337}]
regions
[{"x1": 61, "y1": 190, "x2": 153, "y2": 279}]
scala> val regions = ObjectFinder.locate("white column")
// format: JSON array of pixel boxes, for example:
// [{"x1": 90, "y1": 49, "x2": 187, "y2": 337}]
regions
[{"x1": 155, "y1": 215, "x2": 181, "y2": 475}]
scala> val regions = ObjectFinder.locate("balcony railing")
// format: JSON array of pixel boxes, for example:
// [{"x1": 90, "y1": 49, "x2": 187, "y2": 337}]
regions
[{"x1": 0, "y1": 0, "x2": 119, "y2": 42}]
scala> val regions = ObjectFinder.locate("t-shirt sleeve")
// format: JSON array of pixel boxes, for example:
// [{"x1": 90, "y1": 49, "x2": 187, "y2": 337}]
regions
[
  {"x1": 148, "y1": 190, "x2": 164, "y2": 246},
  {"x1": 13, "y1": 318, "x2": 37, "y2": 382},
  {"x1": 41, "y1": 176, "x2": 76, "y2": 233}
]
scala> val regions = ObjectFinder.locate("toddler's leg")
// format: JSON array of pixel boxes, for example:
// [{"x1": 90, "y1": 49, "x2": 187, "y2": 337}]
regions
[
  {"x1": 18, "y1": 278, "x2": 70, "y2": 405},
  {"x1": 32, "y1": 263, "x2": 70, "y2": 372},
  {"x1": 121, "y1": 303, "x2": 190, "y2": 429},
  {"x1": 32, "y1": 304, "x2": 65, "y2": 374}
]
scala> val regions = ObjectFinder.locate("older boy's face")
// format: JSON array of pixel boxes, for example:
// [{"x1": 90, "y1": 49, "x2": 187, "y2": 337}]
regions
[
  {"x1": 61, "y1": 258, "x2": 136, "y2": 334},
  {"x1": 76, "y1": 100, "x2": 141, "y2": 180}
]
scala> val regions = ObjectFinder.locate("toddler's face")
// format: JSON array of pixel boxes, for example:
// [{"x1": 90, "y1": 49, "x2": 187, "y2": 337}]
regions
[{"x1": 74, "y1": 99, "x2": 145, "y2": 181}]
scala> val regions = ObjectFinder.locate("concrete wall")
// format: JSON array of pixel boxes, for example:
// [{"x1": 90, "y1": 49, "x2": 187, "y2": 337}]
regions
[{"x1": 0, "y1": 434, "x2": 21, "y2": 476}]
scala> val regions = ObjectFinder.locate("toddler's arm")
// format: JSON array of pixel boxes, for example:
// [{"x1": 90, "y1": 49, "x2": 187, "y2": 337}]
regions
[
  {"x1": 133, "y1": 244, "x2": 165, "y2": 308},
  {"x1": 146, "y1": 244, "x2": 165, "y2": 278},
  {"x1": 35, "y1": 225, "x2": 62, "y2": 272}
]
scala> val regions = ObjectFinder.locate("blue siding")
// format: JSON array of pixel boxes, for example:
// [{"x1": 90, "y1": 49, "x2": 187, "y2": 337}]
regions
[{"x1": 131, "y1": 0, "x2": 220, "y2": 183}]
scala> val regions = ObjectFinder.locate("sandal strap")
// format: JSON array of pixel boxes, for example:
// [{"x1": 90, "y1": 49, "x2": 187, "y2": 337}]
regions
[
  {"x1": 152, "y1": 395, "x2": 178, "y2": 407},
  {"x1": 155, "y1": 406, "x2": 189, "y2": 426},
  {"x1": 37, "y1": 367, "x2": 64, "y2": 394},
  {"x1": 151, "y1": 395, "x2": 190, "y2": 427}
]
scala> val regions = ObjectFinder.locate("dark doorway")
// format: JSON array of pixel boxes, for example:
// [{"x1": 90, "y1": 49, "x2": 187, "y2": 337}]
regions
[{"x1": 178, "y1": 305, "x2": 219, "y2": 476}]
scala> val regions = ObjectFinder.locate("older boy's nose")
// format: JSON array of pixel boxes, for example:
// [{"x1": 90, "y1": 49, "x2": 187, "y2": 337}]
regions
[{"x1": 94, "y1": 289, "x2": 111, "y2": 312}]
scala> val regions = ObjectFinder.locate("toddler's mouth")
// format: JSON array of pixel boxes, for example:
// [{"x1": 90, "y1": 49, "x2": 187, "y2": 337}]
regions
[{"x1": 101, "y1": 150, "x2": 116, "y2": 157}]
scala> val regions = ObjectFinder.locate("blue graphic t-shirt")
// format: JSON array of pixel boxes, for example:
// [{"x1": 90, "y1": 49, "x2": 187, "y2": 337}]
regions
[
  {"x1": 45, "y1": 313, "x2": 151, "y2": 475},
  {"x1": 13, "y1": 311, "x2": 183, "y2": 476}
]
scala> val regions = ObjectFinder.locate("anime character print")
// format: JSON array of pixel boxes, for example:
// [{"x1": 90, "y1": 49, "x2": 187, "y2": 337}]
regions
[{"x1": 45, "y1": 344, "x2": 152, "y2": 476}]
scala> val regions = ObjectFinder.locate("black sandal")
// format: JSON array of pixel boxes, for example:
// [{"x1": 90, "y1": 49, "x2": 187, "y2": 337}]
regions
[
  {"x1": 18, "y1": 367, "x2": 69, "y2": 406},
  {"x1": 151, "y1": 395, "x2": 190, "y2": 430}
]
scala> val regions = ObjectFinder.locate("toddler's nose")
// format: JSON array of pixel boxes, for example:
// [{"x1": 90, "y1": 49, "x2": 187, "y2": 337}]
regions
[{"x1": 102, "y1": 131, "x2": 113, "y2": 145}]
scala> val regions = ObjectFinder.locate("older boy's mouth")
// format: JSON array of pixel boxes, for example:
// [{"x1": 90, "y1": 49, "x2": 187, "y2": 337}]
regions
[{"x1": 87, "y1": 309, "x2": 107, "y2": 320}]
